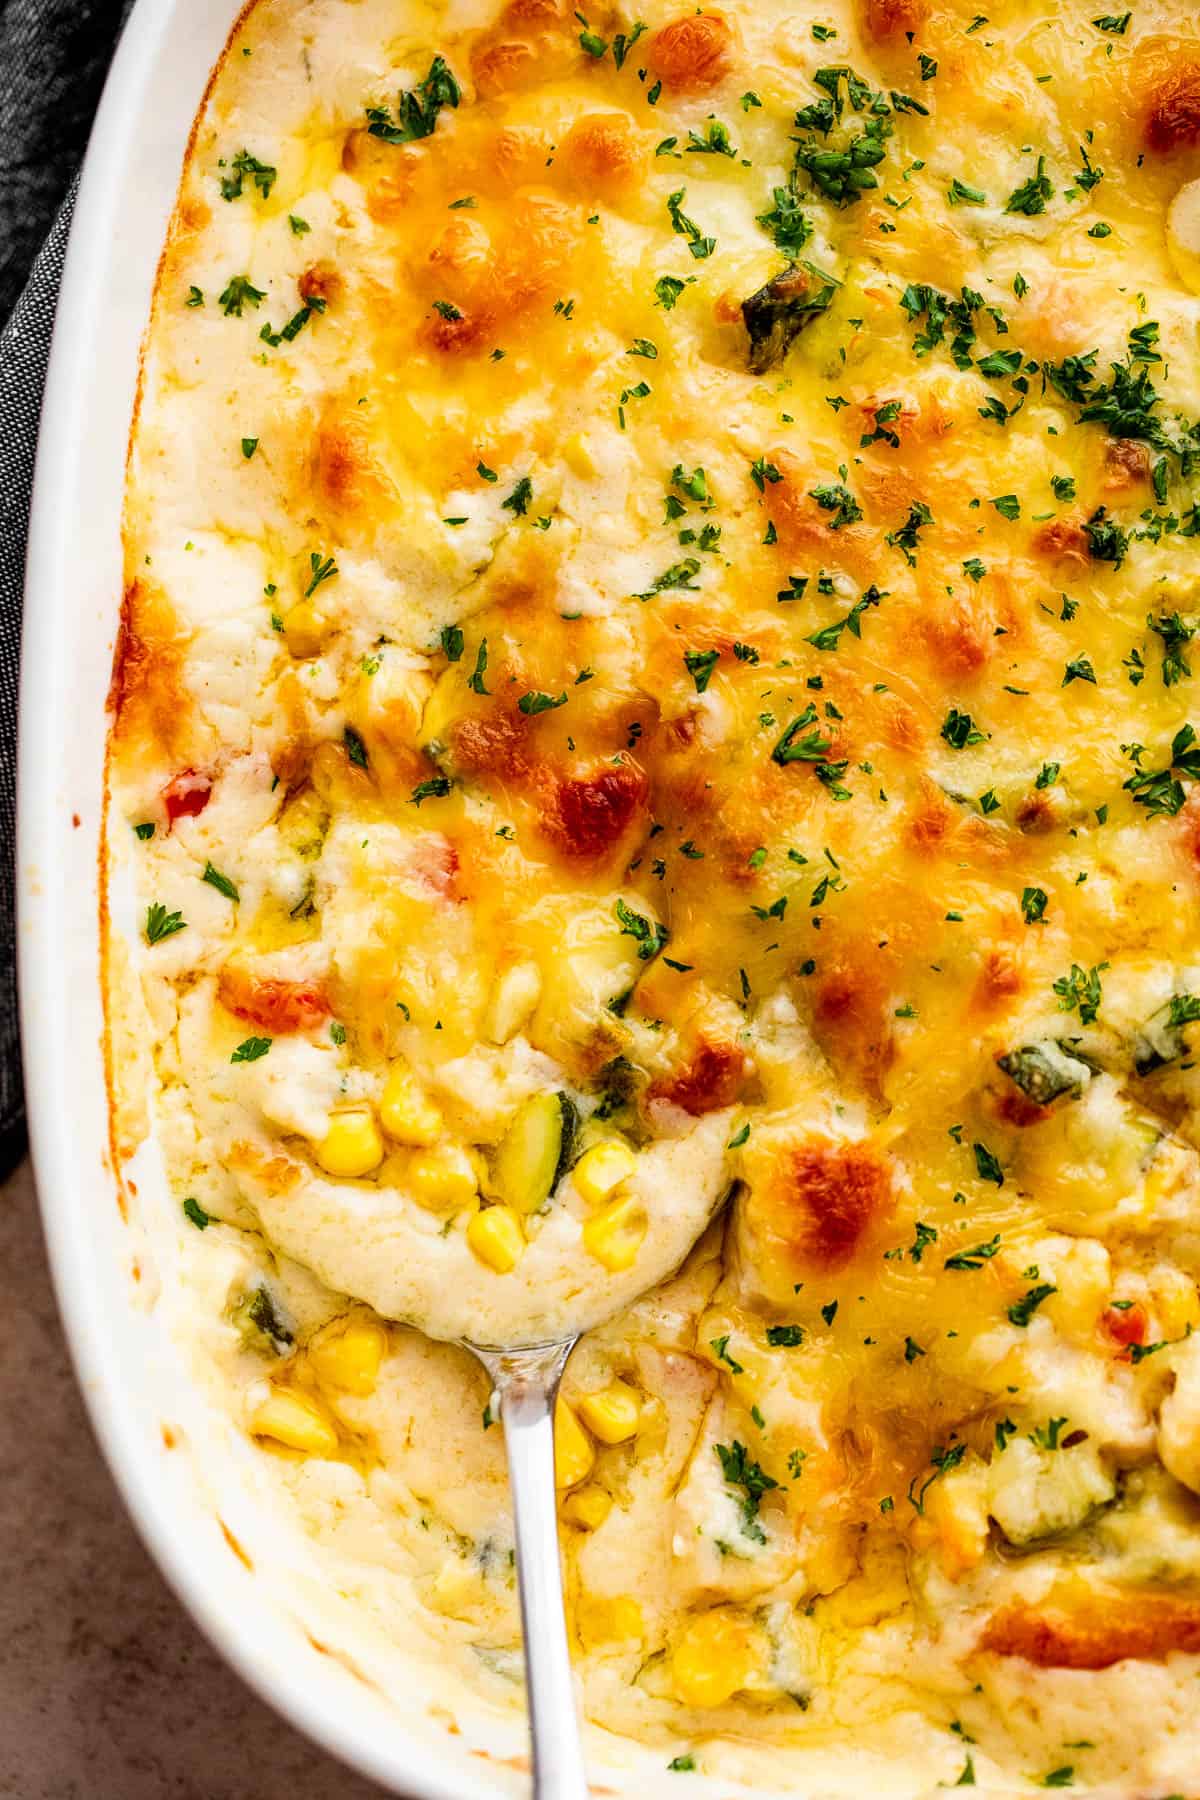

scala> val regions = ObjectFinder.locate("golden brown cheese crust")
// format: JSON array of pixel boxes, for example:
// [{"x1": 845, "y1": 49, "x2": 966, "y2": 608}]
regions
[{"x1": 108, "y1": 0, "x2": 1200, "y2": 1788}]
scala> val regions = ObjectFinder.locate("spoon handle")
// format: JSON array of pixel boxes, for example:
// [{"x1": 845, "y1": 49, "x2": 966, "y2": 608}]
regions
[{"x1": 484, "y1": 1340, "x2": 589, "y2": 1800}]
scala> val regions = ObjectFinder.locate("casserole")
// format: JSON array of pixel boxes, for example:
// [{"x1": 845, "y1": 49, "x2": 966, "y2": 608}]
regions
[{"x1": 23, "y1": 0, "x2": 1200, "y2": 1794}]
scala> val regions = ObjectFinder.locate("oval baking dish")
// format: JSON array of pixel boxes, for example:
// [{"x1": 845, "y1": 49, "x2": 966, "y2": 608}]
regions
[{"x1": 22, "y1": 1, "x2": 1200, "y2": 1796}]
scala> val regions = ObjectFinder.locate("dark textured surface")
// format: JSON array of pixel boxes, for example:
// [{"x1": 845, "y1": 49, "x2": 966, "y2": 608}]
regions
[
  {"x1": 0, "y1": 0, "x2": 129, "y2": 321},
  {"x1": 1, "y1": 1157, "x2": 391, "y2": 1799},
  {"x1": 0, "y1": 0, "x2": 132, "y2": 1172}
]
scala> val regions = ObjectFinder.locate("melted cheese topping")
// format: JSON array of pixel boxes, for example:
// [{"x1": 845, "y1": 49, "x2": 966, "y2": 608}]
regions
[{"x1": 109, "y1": 0, "x2": 1200, "y2": 1788}]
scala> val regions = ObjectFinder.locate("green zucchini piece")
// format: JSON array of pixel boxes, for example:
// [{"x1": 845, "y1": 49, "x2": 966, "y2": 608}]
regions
[
  {"x1": 229, "y1": 1282, "x2": 294, "y2": 1355},
  {"x1": 997, "y1": 1041, "x2": 1090, "y2": 1106},
  {"x1": 1133, "y1": 993, "x2": 1200, "y2": 1076},
  {"x1": 742, "y1": 266, "x2": 835, "y2": 375},
  {"x1": 493, "y1": 1091, "x2": 578, "y2": 1215},
  {"x1": 989, "y1": 1438, "x2": 1115, "y2": 1548}
]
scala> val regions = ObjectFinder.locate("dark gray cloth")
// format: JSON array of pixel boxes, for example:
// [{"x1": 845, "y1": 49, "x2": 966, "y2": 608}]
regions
[{"x1": 0, "y1": 1, "x2": 131, "y2": 1173}]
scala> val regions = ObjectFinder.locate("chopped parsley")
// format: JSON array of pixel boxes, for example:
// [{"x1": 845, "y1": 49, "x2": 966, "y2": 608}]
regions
[
  {"x1": 366, "y1": 55, "x2": 460, "y2": 144},
  {"x1": 201, "y1": 862, "x2": 239, "y2": 903},
  {"x1": 144, "y1": 903, "x2": 186, "y2": 945}
]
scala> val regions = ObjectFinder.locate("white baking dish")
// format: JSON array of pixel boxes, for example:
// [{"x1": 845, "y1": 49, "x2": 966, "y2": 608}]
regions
[{"x1": 16, "y1": 4, "x2": 526, "y2": 1795}]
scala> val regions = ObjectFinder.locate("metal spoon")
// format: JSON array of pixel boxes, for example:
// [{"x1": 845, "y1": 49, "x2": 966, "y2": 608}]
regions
[
  {"x1": 463, "y1": 1180, "x2": 733, "y2": 1799},
  {"x1": 468, "y1": 1336, "x2": 588, "y2": 1799},
  {"x1": 248, "y1": 1122, "x2": 735, "y2": 1796}
]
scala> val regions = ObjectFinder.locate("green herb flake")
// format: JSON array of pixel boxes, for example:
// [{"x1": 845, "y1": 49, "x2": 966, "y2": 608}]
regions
[
  {"x1": 201, "y1": 862, "x2": 239, "y2": 903},
  {"x1": 145, "y1": 903, "x2": 186, "y2": 946},
  {"x1": 1009, "y1": 1283, "x2": 1058, "y2": 1327}
]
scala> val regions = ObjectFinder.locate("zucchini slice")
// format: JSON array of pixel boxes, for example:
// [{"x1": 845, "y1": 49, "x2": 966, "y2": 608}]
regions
[
  {"x1": 493, "y1": 1091, "x2": 579, "y2": 1215},
  {"x1": 997, "y1": 1041, "x2": 1091, "y2": 1106},
  {"x1": 742, "y1": 265, "x2": 835, "y2": 374}
]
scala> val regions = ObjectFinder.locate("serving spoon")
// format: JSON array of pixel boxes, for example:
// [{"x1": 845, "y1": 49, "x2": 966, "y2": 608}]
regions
[
  {"x1": 460, "y1": 1180, "x2": 734, "y2": 1799},
  {"x1": 468, "y1": 1335, "x2": 589, "y2": 1799},
  {"x1": 249, "y1": 1113, "x2": 735, "y2": 1796}
]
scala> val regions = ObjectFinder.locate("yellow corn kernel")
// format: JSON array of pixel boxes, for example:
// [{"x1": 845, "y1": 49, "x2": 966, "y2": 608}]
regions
[
  {"x1": 467, "y1": 1203, "x2": 526, "y2": 1273},
  {"x1": 671, "y1": 1610, "x2": 763, "y2": 1709},
  {"x1": 572, "y1": 1140, "x2": 637, "y2": 1206},
  {"x1": 1151, "y1": 1264, "x2": 1200, "y2": 1338},
  {"x1": 308, "y1": 1316, "x2": 388, "y2": 1397},
  {"x1": 408, "y1": 1143, "x2": 479, "y2": 1213},
  {"x1": 563, "y1": 432, "x2": 598, "y2": 479},
  {"x1": 1168, "y1": 178, "x2": 1200, "y2": 295},
  {"x1": 1046, "y1": 1239, "x2": 1110, "y2": 1343},
  {"x1": 309, "y1": 740, "x2": 370, "y2": 808},
  {"x1": 554, "y1": 1399, "x2": 595, "y2": 1489},
  {"x1": 380, "y1": 1061, "x2": 444, "y2": 1146},
  {"x1": 582, "y1": 1191, "x2": 647, "y2": 1273},
  {"x1": 282, "y1": 599, "x2": 328, "y2": 660},
  {"x1": 577, "y1": 1382, "x2": 641, "y2": 1446},
  {"x1": 561, "y1": 1484, "x2": 612, "y2": 1530},
  {"x1": 923, "y1": 1474, "x2": 988, "y2": 1581},
  {"x1": 316, "y1": 1107, "x2": 384, "y2": 1179},
  {"x1": 250, "y1": 1387, "x2": 339, "y2": 1458},
  {"x1": 575, "y1": 1594, "x2": 643, "y2": 1647},
  {"x1": 485, "y1": 961, "x2": 542, "y2": 1044}
]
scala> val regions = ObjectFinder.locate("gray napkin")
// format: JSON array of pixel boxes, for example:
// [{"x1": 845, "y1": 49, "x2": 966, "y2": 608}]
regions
[{"x1": 0, "y1": 0, "x2": 130, "y2": 1173}]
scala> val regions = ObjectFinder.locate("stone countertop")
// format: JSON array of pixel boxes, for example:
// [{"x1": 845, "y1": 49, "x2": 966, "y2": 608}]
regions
[{"x1": 0, "y1": 1157, "x2": 393, "y2": 1800}]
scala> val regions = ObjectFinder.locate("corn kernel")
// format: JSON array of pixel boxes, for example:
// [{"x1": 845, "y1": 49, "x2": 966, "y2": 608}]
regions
[
  {"x1": 1167, "y1": 178, "x2": 1200, "y2": 295},
  {"x1": 554, "y1": 1399, "x2": 595, "y2": 1488},
  {"x1": 409, "y1": 1143, "x2": 479, "y2": 1212},
  {"x1": 308, "y1": 1316, "x2": 388, "y2": 1397},
  {"x1": 282, "y1": 599, "x2": 328, "y2": 660},
  {"x1": 582, "y1": 1191, "x2": 647, "y2": 1272},
  {"x1": 575, "y1": 1594, "x2": 643, "y2": 1647},
  {"x1": 380, "y1": 1061, "x2": 444, "y2": 1146},
  {"x1": 563, "y1": 432, "x2": 598, "y2": 479},
  {"x1": 310, "y1": 740, "x2": 368, "y2": 808},
  {"x1": 671, "y1": 1610, "x2": 763, "y2": 1709},
  {"x1": 577, "y1": 1382, "x2": 641, "y2": 1445},
  {"x1": 1151, "y1": 1264, "x2": 1200, "y2": 1338},
  {"x1": 561, "y1": 1484, "x2": 612, "y2": 1530},
  {"x1": 250, "y1": 1387, "x2": 339, "y2": 1458},
  {"x1": 467, "y1": 1203, "x2": 526, "y2": 1273},
  {"x1": 485, "y1": 961, "x2": 542, "y2": 1044},
  {"x1": 316, "y1": 1107, "x2": 384, "y2": 1179},
  {"x1": 573, "y1": 1140, "x2": 637, "y2": 1205}
]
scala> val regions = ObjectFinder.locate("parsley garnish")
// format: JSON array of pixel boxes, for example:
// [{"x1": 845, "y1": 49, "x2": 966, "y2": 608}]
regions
[
  {"x1": 218, "y1": 274, "x2": 265, "y2": 317},
  {"x1": 202, "y1": 862, "x2": 239, "y2": 903},
  {"x1": 1053, "y1": 960, "x2": 1107, "y2": 1024},
  {"x1": 1005, "y1": 155, "x2": 1054, "y2": 216},
  {"x1": 468, "y1": 639, "x2": 490, "y2": 695},
  {"x1": 411, "y1": 776, "x2": 452, "y2": 805},
  {"x1": 1009, "y1": 1283, "x2": 1057, "y2": 1326},
  {"x1": 715, "y1": 1440, "x2": 779, "y2": 1541},
  {"x1": 366, "y1": 55, "x2": 460, "y2": 144},
  {"x1": 219, "y1": 149, "x2": 276, "y2": 201},
  {"x1": 684, "y1": 648, "x2": 720, "y2": 693},
  {"x1": 518, "y1": 690, "x2": 568, "y2": 714},
  {"x1": 615, "y1": 898, "x2": 669, "y2": 961},
  {"x1": 945, "y1": 1235, "x2": 1001, "y2": 1271},
  {"x1": 145, "y1": 903, "x2": 186, "y2": 946},
  {"x1": 666, "y1": 188, "x2": 715, "y2": 259}
]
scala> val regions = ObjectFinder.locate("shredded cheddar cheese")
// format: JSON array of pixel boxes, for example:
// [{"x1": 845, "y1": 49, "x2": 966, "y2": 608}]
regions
[{"x1": 108, "y1": 0, "x2": 1200, "y2": 1788}]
